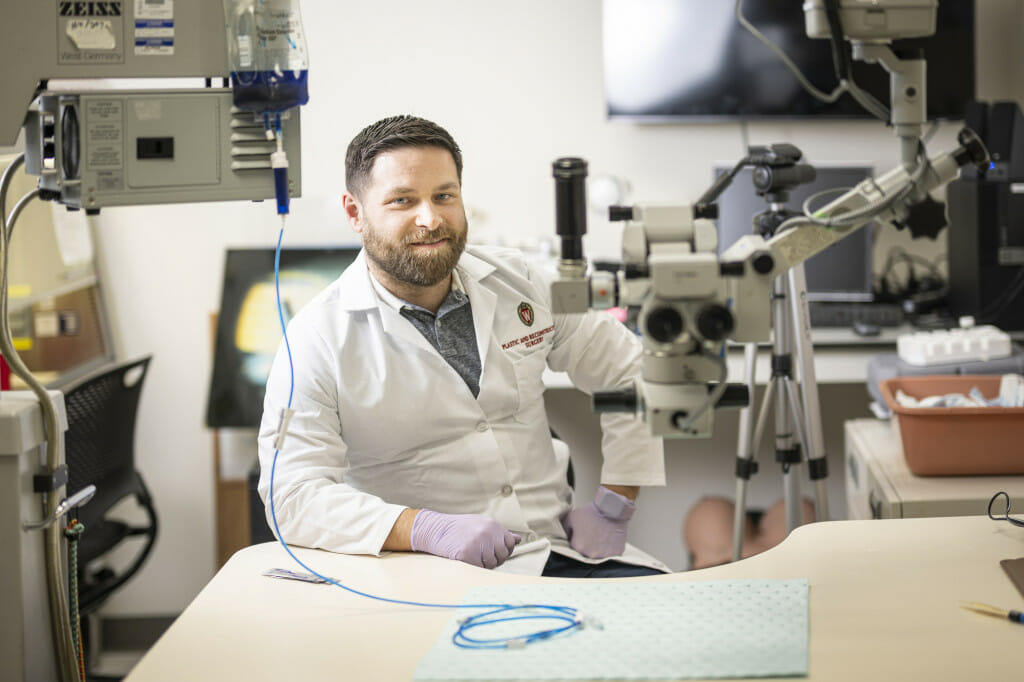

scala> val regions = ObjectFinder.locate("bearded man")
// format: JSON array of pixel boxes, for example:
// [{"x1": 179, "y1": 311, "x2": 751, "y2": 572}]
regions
[{"x1": 258, "y1": 115, "x2": 668, "y2": 577}]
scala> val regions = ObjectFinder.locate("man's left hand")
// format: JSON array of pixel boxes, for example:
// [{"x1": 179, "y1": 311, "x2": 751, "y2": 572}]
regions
[{"x1": 562, "y1": 485, "x2": 636, "y2": 559}]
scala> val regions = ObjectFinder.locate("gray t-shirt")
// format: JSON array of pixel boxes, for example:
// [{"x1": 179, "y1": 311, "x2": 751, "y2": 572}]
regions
[{"x1": 399, "y1": 287, "x2": 482, "y2": 398}]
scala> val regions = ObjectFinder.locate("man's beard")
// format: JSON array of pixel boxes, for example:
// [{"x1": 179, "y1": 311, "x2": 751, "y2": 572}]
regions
[{"x1": 362, "y1": 218, "x2": 468, "y2": 288}]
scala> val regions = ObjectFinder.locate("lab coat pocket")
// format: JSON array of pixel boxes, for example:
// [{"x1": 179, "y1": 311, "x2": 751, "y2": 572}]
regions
[{"x1": 511, "y1": 350, "x2": 548, "y2": 424}]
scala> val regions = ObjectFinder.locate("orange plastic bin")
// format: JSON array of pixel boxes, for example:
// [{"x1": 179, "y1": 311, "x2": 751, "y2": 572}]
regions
[{"x1": 879, "y1": 374, "x2": 1024, "y2": 476}]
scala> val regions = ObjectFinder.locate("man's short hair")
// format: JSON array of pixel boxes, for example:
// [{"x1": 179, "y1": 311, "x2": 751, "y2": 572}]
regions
[{"x1": 345, "y1": 115, "x2": 463, "y2": 199}]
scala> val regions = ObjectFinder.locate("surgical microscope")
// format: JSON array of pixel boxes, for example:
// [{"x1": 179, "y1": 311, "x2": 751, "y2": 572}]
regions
[{"x1": 550, "y1": 0, "x2": 988, "y2": 546}]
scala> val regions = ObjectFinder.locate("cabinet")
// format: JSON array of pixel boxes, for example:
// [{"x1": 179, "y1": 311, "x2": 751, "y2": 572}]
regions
[{"x1": 844, "y1": 418, "x2": 1024, "y2": 519}]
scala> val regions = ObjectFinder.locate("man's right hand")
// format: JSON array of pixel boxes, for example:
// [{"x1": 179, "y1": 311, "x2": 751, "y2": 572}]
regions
[{"x1": 409, "y1": 510, "x2": 521, "y2": 569}]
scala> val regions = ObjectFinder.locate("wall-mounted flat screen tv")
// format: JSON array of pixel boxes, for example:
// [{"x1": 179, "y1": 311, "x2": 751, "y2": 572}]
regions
[{"x1": 603, "y1": 0, "x2": 975, "y2": 120}]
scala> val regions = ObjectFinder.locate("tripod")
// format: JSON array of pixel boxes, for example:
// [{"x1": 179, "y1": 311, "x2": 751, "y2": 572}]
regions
[{"x1": 730, "y1": 198, "x2": 831, "y2": 561}]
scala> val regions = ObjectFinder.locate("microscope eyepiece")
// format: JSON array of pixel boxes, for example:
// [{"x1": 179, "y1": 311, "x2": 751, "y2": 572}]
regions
[
  {"x1": 696, "y1": 304, "x2": 735, "y2": 342},
  {"x1": 645, "y1": 306, "x2": 685, "y2": 344},
  {"x1": 553, "y1": 157, "x2": 588, "y2": 261},
  {"x1": 608, "y1": 205, "x2": 634, "y2": 222},
  {"x1": 552, "y1": 156, "x2": 587, "y2": 179}
]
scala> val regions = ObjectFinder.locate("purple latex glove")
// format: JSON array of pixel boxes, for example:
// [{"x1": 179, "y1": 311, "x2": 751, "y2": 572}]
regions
[
  {"x1": 409, "y1": 510, "x2": 521, "y2": 569},
  {"x1": 562, "y1": 485, "x2": 636, "y2": 559}
]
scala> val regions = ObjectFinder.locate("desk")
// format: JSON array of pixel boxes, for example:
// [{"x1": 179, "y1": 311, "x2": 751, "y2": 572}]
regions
[
  {"x1": 845, "y1": 418, "x2": 1024, "y2": 519},
  {"x1": 125, "y1": 516, "x2": 1023, "y2": 681}
]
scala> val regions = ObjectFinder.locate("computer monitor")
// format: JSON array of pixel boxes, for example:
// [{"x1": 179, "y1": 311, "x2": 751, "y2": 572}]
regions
[
  {"x1": 712, "y1": 165, "x2": 876, "y2": 302},
  {"x1": 206, "y1": 246, "x2": 360, "y2": 428}
]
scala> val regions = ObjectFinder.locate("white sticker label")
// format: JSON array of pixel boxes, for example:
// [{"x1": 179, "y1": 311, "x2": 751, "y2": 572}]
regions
[
  {"x1": 134, "y1": 20, "x2": 174, "y2": 55},
  {"x1": 66, "y1": 19, "x2": 117, "y2": 50},
  {"x1": 134, "y1": 0, "x2": 174, "y2": 55},
  {"x1": 238, "y1": 35, "x2": 253, "y2": 68},
  {"x1": 133, "y1": 99, "x2": 163, "y2": 121},
  {"x1": 135, "y1": 25, "x2": 173, "y2": 39},
  {"x1": 134, "y1": 39, "x2": 174, "y2": 56},
  {"x1": 96, "y1": 170, "x2": 124, "y2": 192},
  {"x1": 34, "y1": 312, "x2": 60, "y2": 339},
  {"x1": 135, "y1": 0, "x2": 173, "y2": 20},
  {"x1": 86, "y1": 100, "x2": 123, "y2": 170}
]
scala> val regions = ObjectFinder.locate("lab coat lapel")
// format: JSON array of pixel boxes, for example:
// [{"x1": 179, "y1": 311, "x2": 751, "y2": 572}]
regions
[
  {"x1": 340, "y1": 252, "x2": 437, "y2": 356},
  {"x1": 456, "y1": 251, "x2": 498, "y2": 377},
  {"x1": 459, "y1": 256, "x2": 521, "y2": 418},
  {"x1": 465, "y1": 278, "x2": 496, "y2": 379},
  {"x1": 377, "y1": 304, "x2": 437, "y2": 356}
]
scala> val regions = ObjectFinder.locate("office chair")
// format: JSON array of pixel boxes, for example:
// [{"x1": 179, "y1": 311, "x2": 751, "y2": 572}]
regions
[{"x1": 64, "y1": 355, "x2": 158, "y2": 628}]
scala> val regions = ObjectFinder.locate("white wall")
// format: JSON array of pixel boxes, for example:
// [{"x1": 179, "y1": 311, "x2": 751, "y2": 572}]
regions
[{"x1": 90, "y1": 0, "x2": 1024, "y2": 614}]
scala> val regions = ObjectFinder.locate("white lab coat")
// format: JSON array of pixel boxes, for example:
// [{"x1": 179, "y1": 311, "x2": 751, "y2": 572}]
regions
[{"x1": 257, "y1": 245, "x2": 667, "y2": 575}]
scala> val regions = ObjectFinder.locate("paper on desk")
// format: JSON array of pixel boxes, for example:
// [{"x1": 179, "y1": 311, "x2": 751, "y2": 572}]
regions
[{"x1": 414, "y1": 579, "x2": 809, "y2": 681}]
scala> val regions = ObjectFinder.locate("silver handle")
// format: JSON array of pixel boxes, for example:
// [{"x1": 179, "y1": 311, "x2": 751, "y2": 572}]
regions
[{"x1": 23, "y1": 484, "x2": 97, "y2": 531}]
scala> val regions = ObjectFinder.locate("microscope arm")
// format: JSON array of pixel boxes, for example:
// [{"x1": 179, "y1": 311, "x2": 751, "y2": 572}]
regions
[{"x1": 754, "y1": 129, "x2": 986, "y2": 275}]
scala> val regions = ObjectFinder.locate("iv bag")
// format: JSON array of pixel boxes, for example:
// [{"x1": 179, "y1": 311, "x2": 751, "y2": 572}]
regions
[{"x1": 223, "y1": 0, "x2": 310, "y2": 114}]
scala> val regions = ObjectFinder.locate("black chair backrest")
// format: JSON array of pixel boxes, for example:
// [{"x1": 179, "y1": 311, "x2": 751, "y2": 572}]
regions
[{"x1": 65, "y1": 356, "x2": 152, "y2": 517}]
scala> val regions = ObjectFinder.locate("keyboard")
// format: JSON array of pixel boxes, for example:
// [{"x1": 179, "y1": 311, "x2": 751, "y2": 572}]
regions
[{"x1": 807, "y1": 302, "x2": 905, "y2": 328}]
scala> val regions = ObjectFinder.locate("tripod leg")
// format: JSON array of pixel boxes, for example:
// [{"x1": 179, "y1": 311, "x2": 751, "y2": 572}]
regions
[
  {"x1": 772, "y1": 375, "x2": 804, "y2": 533},
  {"x1": 778, "y1": 377, "x2": 806, "y2": 532},
  {"x1": 786, "y1": 265, "x2": 831, "y2": 522},
  {"x1": 732, "y1": 342, "x2": 759, "y2": 562},
  {"x1": 751, "y1": 376, "x2": 776, "y2": 465},
  {"x1": 732, "y1": 367, "x2": 777, "y2": 559},
  {"x1": 767, "y1": 273, "x2": 808, "y2": 535}
]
